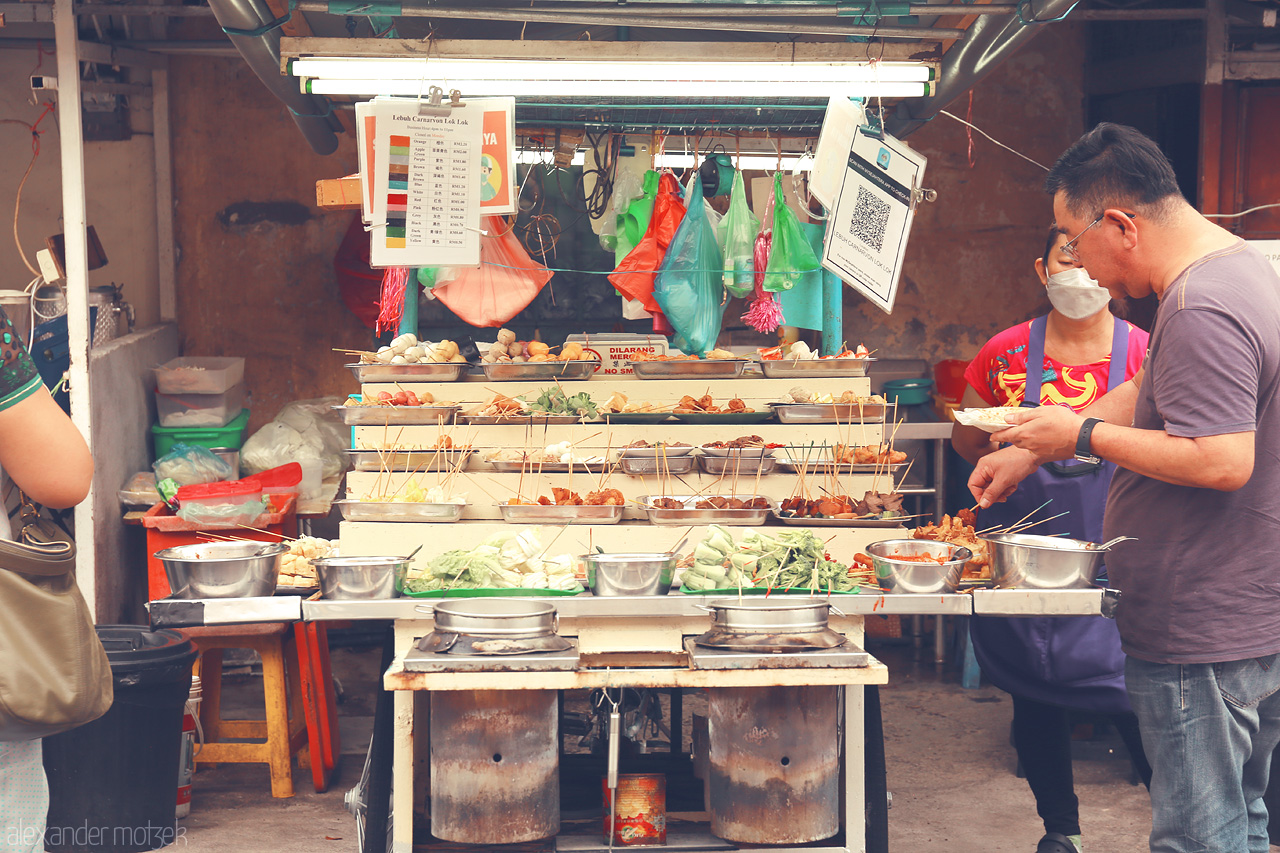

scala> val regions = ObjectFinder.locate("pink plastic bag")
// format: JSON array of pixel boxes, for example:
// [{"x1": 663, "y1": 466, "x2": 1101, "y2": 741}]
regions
[{"x1": 432, "y1": 216, "x2": 554, "y2": 327}]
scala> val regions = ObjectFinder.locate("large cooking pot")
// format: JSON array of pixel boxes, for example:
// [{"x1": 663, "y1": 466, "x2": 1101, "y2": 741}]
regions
[
  {"x1": 694, "y1": 597, "x2": 847, "y2": 650},
  {"x1": 417, "y1": 599, "x2": 572, "y2": 655}
]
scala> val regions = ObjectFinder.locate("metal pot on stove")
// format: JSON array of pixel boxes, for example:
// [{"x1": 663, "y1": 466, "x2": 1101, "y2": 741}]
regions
[
  {"x1": 694, "y1": 597, "x2": 848, "y2": 651},
  {"x1": 416, "y1": 598, "x2": 573, "y2": 655}
]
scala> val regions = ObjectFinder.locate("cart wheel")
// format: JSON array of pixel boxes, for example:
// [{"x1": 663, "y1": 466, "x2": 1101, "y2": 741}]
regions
[{"x1": 345, "y1": 627, "x2": 396, "y2": 853}]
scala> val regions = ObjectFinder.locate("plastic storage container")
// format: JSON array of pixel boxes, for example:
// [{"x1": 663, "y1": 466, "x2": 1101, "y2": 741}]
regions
[
  {"x1": 155, "y1": 384, "x2": 246, "y2": 428},
  {"x1": 152, "y1": 408, "x2": 250, "y2": 458},
  {"x1": 882, "y1": 378, "x2": 935, "y2": 406},
  {"x1": 154, "y1": 356, "x2": 245, "y2": 394},
  {"x1": 174, "y1": 479, "x2": 266, "y2": 527},
  {"x1": 44, "y1": 626, "x2": 197, "y2": 853},
  {"x1": 241, "y1": 462, "x2": 302, "y2": 511}
]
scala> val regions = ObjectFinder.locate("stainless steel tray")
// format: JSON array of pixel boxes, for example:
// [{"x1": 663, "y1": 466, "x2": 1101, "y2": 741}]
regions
[
  {"x1": 497, "y1": 503, "x2": 623, "y2": 524},
  {"x1": 629, "y1": 360, "x2": 746, "y2": 379},
  {"x1": 699, "y1": 445, "x2": 774, "y2": 458},
  {"x1": 775, "y1": 449, "x2": 904, "y2": 474},
  {"x1": 335, "y1": 404, "x2": 460, "y2": 426},
  {"x1": 771, "y1": 510, "x2": 907, "y2": 528},
  {"x1": 347, "y1": 448, "x2": 473, "y2": 472},
  {"x1": 482, "y1": 360, "x2": 600, "y2": 381},
  {"x1": 699, "y1": 454, "x2": 778, "y2": 476},
  {"x1": 346, "y1": 363, "x2": 465, "y2": 383},
  {"x1": 770, "y1": 402, "x2": 887, "y2": 424},
  {"x1": 618, "y1": 445, "x2": 695, "y2": 458},
  {"x1": 637, "y1": 495, "x2": 772, "y2": 526},
  {"x1": 618, "y1": 455, "x2": 696, "y2": 476},
  {"x1": 487, "y1": 458, "x2": 608, "y2": 474},
  {"x1": 462, "y1": 414, "x2": 589, "y2": 425},
  {"x1": 759, "y1": 357, "x2": 874, "y2": 378},
  {"x1": 335, "y1": 500, "x2": 464, "y2": 522}
]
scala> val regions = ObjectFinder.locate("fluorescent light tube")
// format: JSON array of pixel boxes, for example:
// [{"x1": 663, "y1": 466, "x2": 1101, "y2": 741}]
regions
[{"x1": 304, "y1": 78, "x2": 928, "y2": 99}]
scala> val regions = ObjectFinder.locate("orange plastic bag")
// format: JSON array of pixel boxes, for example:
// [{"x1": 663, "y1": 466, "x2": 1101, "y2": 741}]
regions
[
  {"x1": 608, "y1": 172, "x2": 686, "y2": 315},
  {"x1": 431, "y1": 216, "x2": 554, "y2": 327}
]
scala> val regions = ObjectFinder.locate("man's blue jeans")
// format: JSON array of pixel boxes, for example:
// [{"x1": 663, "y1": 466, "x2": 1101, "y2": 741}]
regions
[{"x1": 1126, "y1": 655, "x2": 1280, "y2": 852}]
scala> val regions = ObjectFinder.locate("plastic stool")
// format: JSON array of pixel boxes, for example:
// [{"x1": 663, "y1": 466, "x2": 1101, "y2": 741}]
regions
[{"x1": 182, "y1": 622, "x2": 310, "y2": 798}]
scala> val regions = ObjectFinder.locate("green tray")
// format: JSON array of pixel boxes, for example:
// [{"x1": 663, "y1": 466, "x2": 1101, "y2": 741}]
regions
[
  {"x1": 672, "y1": 411, "x2": 774, "y2": 425},
  {"x1": 398, "y1": 586, "x2": 584, "y2": 599},
  {"x1": 602, "y1": 412, "x2": 675, "y2": 424},
  {"x1": 679, "y1": 585, "x2": 860, "y2": 595}
]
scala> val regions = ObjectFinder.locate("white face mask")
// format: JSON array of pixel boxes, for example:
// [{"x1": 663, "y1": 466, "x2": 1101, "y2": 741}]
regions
[{"x1": 1045, "y1": 267, "x2": 1112, "y2": 320}]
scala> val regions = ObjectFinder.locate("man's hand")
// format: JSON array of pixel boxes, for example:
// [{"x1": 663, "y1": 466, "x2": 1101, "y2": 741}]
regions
[
  {"x1": 968, "y1": 446, "x2": 1041, "y2": 508},
  {"x1": 992, "y1": 405, "x2": 1086, "y2": 462}
]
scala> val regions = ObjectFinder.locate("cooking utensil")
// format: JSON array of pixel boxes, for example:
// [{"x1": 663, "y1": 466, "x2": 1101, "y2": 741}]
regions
[
  {"x1": 692, "y1": 597, "x2": 848, "y2": 650},
  {"x1": 155, "y1": 541, "x2": 288, "y2": 599},
  {"x1": 431, "y1": 598, "x2": 559, "y2": 637},
  {"x1": 1092, "y1": 536, "x2": 1137, "y2": 551},
  {"x1": 865, "y1": 539, "x2": 971, "y2": 594},
  {"x1": 309, "y1": 555, "x2": 412, "y2": 600},
  {"x1": 582, "y1": 553, "x2": 676, "y2": 596},
  {"x1": 982, "y1": 532, "x2": 1126, "y2": 590}
]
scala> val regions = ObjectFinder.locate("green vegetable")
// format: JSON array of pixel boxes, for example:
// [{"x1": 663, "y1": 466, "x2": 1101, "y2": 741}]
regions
[{"x1": 525, "y1": 387, "x2": 599, "y2": 418}]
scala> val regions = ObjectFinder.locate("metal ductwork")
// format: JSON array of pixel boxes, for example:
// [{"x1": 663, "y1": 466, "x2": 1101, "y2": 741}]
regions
[
  {"x1": 887, "y1": 0, "x2": 1077, "y2": 137},
  {"x1": 206, "y1": 0, "x2": 340, "y2": 154}
]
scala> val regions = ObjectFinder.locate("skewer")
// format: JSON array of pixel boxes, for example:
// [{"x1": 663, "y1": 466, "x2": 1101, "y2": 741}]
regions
[
  {"x1": 1005, "y1": 510, "x2": 1070, "y2": 534},
  {"x1": 1002, "y1": 499, "x2": 1053, "y2": 534},
  {"x1": 235, "y1": 524, "x2": 296, "y2": 541}
]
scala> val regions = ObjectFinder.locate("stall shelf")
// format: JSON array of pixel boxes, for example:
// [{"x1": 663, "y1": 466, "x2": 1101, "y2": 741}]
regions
[{"x1": 971, "y1": 588, "x2": 1109, "y2": 616}]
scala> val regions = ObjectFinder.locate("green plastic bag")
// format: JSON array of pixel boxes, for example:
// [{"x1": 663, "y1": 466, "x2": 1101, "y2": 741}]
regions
[
  {"x1": 715, "y1": 170, "x2": 760, "y2": 299},
  {"x1": 615, "y1": 170, "x2": 660, "y2": 269},
  {"x1": 763, "y1": 173, "x2": 823, "y2": 293}
]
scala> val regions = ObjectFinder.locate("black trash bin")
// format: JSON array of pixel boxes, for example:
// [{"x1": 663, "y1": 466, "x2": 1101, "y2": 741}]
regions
[{"x1": 43, "y1": 626, "x2": 197, "y2": 853}]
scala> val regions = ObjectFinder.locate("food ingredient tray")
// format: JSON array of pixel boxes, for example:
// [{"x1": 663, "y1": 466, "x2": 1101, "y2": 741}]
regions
[
  {"x1": 498, "y1": 504, "x2": 624, "y2": 525},
  {"x1": 672, "y1": 411, "x2": 773, "y2": 425},
  {"x1": 759, "y1": 357, "x2": 874, "y2": 378},
  {"x1": 618, "y1": 445, "x2": 695, "y2": 458},
  {"x1": 462, "y1": 414, "x2": 589, "y2": 426},
  {"x1": 601, "y1": 412, "x2": 675, "y2": 424},
  {"x1": 398, "y1": 587, "x2": 583, "y2": 599},
  {"x1": 334, "y1": 404, "x2": 460, "y2": 426},
  {"x1": 699, "y1": 445, "x2": 775, "y2": 458},
  {"x1": 482, "y1": 360, "x2": 600, "y2": 381},
  {"x1": 334, "y1": 500, "x2": 464, "y2": 522},
  {"x1": 618, "y1": 455, "x2": 696, "y2": 476},
  {"x1": 771, "y1": 510, "x2": 907, "y2": 528},
  {"x1": 770, "y1": 402, "x2": 887, "y2": 424},
  {"x1": 487, "y1": 458, "x2": 608, "y2": 474},
  {"x1": 637, "y1": 495, "x2": 772, "y2": 526},
  {"x1": 775, "y1": 449, "x2": 904, "y2": 474},
  {"x1": 346, "y1": 363, "x2": 465, "y2": 384},
  {"x1": 699, "y1": 454, "x2": 778, "y2": 476},
  {"x1": 347, "y1": 448, "x2": 473, "y2": 472},
  {"x1": 629, "y1": 360, "x2": 746, "y2": 379},
  {"x1": 679, "y1": 584, "x2": 861, "y2": 595}
]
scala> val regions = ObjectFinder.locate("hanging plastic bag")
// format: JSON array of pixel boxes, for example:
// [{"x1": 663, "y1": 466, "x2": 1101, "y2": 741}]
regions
[
  {"x1": 763, "y1": 173, "x2": 823, "y2": 293},
  {"x1": 652, "y1": 176, "x2": 726, "y2": 356},
  {"x1": 614, "y1": 170, "x2": 660, "y2": 268},
  {"x1": 431, "y1": 216, "x2": 554, "y2": 327},
  {"x1": 609, "y1": 172, "x2": 686, "y2": 315},
  {"x1": 688, "y1": 171, "x2": 723, "y2": 234},
  {"x1": 716, "y1": 170, "x2": 760, "y2": 298}
]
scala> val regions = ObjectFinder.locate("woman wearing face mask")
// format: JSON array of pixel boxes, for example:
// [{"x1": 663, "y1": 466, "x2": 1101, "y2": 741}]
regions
[{"x1": 951, "y1": 225, "x2": 1151, "y2": 853}]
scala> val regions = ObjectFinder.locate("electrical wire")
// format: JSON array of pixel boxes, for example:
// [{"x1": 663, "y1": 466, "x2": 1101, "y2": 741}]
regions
[
  {"x1": 3, "y1": 100, "x2": 57, "y2": 277},
  {"x1": 938, "y1": 109, "x2": 1050, "y2": 172},
  {"x1": 1204, "y1": 202, "x2": 1280, "y2": 220}
]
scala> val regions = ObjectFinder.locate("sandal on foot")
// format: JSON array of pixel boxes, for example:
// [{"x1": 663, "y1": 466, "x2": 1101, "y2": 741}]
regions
[{"x1": 1036, "y1": 834, "x2": 1080, "y2": 853}]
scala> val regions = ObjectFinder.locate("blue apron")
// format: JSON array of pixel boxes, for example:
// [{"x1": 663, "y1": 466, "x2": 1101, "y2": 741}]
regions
[{"x1": 969, "y1": 315, "x2": 1133, "y2": 714}]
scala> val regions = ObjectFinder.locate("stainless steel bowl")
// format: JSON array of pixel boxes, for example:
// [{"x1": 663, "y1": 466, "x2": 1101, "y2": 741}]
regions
[
  {"x1": 309, "y1": 556, "x2": 411, "y2": 600},
  {"x1": 155, "y1": 541, "x2": 288, "y2": 599},
  {"x1": 703, "y1": 597, "x2": 834, "y2": 633},
  {"x1": 432, "y1": 598, "x2": 559, "y2": 637},
  {"x1": 866, "y1": 539, "x2": 971, "y2": 594},
  {"x1": 582, "y1": 553, "x2": 675, "y2": 596},
  {"x1": 982, "y1": 532, "x2": 1108, "y2": 589}
]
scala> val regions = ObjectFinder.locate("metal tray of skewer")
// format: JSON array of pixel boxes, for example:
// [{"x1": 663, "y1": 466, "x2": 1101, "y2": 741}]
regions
[
  {"x1": 497, "y1": 504, "x2": 624, "y2": 525},
  {"x1": 335, "y1": 404, "x2": 461, "y2": 426},
  {"x1": 637, "y1": 495, "x2": 773, "y2": 526},
  {"x1": 347, "y1": 448, "x2": 472, "y2": 472},
  {"x1": 759, "y1": 357, "x2": 874, "y2": 378},
  {"x1": 487, "y1": 458, "x2": 608, "y2": 474},
  {"x1": 698, "y1": 454, "x2": 777, "y2": 476},
  {"x1": 482, "y1": 360, "x2": 600, "y2": 381},
  {"x1": 775, "y1": 450, "x2": 904, "y2": 474},
  {"x1": 618, "y1": 455, "x2": 696, "y2": 476},
  {"x1": 346, "y1": 363, "x2": 465, "y2": 383},
  {"x1": 769, "y1": 402, "x2": 887, "y2": 424},
  {"x1": 462, "y1": 414, "x2": 589, "y2": 426},
  {"x1": 628, "y1": 360, "x2": 746, "y2": 379},
  {"x1": 771, "y1": 509, "x2": 907, "y2": 528},
  {"x1": 335, "y1": 500, "x2": 464, "y2": 522}
]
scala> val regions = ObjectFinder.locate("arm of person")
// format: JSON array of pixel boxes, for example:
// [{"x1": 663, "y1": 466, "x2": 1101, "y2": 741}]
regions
[
  {"x1": 0, "y1": 384, "x2": 93, "y2": 508},
  {"x1": 950, "y1": 385, "x2": 1000, "y2": 466},
  {"x1": 1081, "y1": 367, "x2": 1142, "y2": 424}
]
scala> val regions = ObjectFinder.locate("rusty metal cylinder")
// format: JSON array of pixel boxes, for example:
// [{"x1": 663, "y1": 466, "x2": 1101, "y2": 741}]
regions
[
  {"x1": 430, "y1": 689, "x2": 559, "y2": 843},
  {"x1": 707, "y1": 685, "x2": 839, "y2": 844}
]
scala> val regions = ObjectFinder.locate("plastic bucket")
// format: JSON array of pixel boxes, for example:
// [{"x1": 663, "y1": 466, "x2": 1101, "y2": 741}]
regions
[
  {"x1": 44, "y1": 626, "x2": 197, "y2": 853},
  {"x1": 176, "y1": 676, "x2": 202, "y2": 818}
]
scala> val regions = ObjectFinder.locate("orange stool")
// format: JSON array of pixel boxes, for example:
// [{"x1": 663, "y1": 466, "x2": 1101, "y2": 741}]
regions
[{"x1": 183, "y1": 623, "x2": 313, "y2": 798}]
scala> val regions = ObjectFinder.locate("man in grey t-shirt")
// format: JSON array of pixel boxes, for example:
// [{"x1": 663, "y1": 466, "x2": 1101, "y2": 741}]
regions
[{"x1": 969, "y1": 123, "x2": 1280, "y2": 853}]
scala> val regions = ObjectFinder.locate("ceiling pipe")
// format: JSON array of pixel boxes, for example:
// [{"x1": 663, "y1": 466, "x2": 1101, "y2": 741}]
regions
[
  {"x1": 886, "y1": 0, "x2": 1078, "y2": 136},
  {"x1": 205, "y1": 0, "x2": 340, "y2": 154}
]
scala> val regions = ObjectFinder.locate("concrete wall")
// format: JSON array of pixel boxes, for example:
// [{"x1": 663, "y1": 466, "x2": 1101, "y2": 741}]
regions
[{"x1": 0, "y1": 50, "x2": 161, "y2": 329}]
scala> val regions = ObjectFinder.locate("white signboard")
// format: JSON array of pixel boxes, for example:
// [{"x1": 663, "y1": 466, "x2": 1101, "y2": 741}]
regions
[
  {"x1": 1249, "y1": 239, "x2": 1280, "y2": 277},
  {"x1": 821, "y1": 129, "x2": 926, "y2": 314}
]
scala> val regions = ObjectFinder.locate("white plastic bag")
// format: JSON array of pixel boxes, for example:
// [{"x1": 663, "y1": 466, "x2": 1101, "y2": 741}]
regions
[{"x1": 240, "y1": 398, "x2": 349, "y2": 481}]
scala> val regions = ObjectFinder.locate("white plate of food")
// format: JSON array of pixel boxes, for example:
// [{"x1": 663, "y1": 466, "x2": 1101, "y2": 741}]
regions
[{"x1": 954, "y1": 407, "x2": 1021, "y2": 433}]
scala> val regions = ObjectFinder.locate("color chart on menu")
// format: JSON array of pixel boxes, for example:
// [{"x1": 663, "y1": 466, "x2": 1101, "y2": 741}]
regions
[{"x1": 385, "y1": 135, "x2": 410, "y2": 249}]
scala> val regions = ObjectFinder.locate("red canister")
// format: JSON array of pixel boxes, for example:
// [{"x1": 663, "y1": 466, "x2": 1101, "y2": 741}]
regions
[{"x1": 602, "y1": 773, "x2": 667, "y2": 846}]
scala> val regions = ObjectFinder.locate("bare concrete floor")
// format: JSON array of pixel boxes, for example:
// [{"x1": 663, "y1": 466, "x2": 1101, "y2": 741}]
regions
[{"x1": 175, "y1": 639, "x2": 1162, "y2": 853}]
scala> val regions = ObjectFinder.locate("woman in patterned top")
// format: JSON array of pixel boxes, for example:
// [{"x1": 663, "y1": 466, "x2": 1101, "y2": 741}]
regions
[
  {"x1": 0, "y1": 305, "x2": 92, "y2": 853},
  {"x1": 952, "y1": 226, "x2": 1150, "y2": 853}
]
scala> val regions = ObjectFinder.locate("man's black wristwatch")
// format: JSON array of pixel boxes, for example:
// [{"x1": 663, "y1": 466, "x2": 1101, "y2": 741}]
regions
[{"x1": 1075, "y1": 417, "x2": 1104, "y2": 464}]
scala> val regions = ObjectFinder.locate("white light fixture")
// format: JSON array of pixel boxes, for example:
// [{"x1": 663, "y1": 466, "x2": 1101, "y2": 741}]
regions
[
  {"x1": 289, "y1": 57, "x2": 932, "y2": 99},
  {"x1": 513, "y1": 150, "x2": 814, "y2": 170}
]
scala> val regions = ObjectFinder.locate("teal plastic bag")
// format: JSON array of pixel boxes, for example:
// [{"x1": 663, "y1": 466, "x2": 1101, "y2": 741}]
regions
[
  {"x1": 776, "y1": 223, "x2": 829, "y2": 331},
  {"x1": 653, "y1": 177, "x2": 726, "y2": 356},
  {"x1": 763, "y1": 173, "x2": 822, "y2": 293},
  {"x1": 715, "y1": 170, "x2": 760, "y2": 299}
]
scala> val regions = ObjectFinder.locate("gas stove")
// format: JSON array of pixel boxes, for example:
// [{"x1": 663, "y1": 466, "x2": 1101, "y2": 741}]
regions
[
  {"x1": 683, "y1": 637, "x2": 871, "y2": 670},
  {"x1": 402, "y1": 638, "x2": 581, "y2": 673}
]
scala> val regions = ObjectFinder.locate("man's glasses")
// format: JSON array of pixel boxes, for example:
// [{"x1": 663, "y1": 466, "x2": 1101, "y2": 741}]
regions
[{"x1": 1061, "y1": 212, "x2": 1137, "y2": 263}]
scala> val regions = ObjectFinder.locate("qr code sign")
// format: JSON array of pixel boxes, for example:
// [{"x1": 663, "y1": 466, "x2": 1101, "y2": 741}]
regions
[{"x1": 849, "y1": 187, "x2": 890, "y2": 252}]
